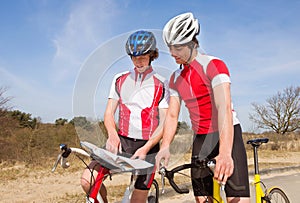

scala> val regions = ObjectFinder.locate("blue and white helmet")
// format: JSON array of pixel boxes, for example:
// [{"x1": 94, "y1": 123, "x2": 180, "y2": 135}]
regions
[{"x1": 126, "y1": 30, "x2": 157, "y2": 56}]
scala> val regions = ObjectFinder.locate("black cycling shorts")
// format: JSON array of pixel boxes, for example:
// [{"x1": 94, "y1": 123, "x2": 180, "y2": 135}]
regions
[
  {"x1": 191, "y1": 124, "x2": 250, "y2": 197},
  {"x1": 119, "y1": 135, "x2": 159, "y2": 190}
]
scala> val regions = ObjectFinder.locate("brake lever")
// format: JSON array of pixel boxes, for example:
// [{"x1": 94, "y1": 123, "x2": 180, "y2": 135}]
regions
[
  {"x1": 159, "y1": 167, "x2": 166, "y2": 194},
  {"x1": 51, "y1": 154, "x2": 62, "y2": 172},
  {"x1": 52, "y1": 144, "x2": 71, "y2": 172}
]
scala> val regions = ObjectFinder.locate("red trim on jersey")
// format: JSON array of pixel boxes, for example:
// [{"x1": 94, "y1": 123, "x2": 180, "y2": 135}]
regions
[
  {"x1": 114, "y1": 68, "x2": 166, "y2": 139},
  {"x1": 169, "y1": 57, "x2": 230, "y2": 134},
  {"x1": 141, "y1": 76, "x2": 164, "y2": 139},
  {"x1": 115, "y1": 72, "x2": 131, "y2": 137}
]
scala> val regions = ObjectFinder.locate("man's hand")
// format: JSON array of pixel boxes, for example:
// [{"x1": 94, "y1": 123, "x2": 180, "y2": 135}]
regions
[
  {"x1": 155, "y1": 147, "x2": 171, "y2": 170},
  {"x1": 214, "y1": 154, "x2": 234, "y2": 184}
]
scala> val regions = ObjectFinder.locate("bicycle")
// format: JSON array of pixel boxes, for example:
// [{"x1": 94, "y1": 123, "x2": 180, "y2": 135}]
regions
[
  {"x1": 247, "y1": 138, "x2": 290, "y2": 203},
  {"x1": 159, "y1": 137, "x2": 290, "y2": 203},
  {"x1": 52, "y1": 141, "x2": 159, "y2": 203}
]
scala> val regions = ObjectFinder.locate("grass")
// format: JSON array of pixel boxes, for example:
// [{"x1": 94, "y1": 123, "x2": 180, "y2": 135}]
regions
[
  {"x1": 1, "y1": 131, "x2": 299, "y2": 202},
  {"x1": 57, "y1": 149, "x2": 299, "y2": 202}
]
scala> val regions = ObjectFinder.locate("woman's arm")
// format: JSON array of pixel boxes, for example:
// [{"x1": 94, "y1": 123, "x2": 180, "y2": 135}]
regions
[{"x1": 104, "y1": 98, "x2": 120, "y2": 154}]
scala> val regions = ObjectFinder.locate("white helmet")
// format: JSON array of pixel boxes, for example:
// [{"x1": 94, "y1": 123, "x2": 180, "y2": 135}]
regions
[{"x1": 163, "y1": 12, "x2": 199, "y2": 45}]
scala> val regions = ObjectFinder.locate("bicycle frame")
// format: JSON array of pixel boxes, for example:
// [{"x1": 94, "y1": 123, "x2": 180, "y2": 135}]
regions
[
  {"x1": 159, "y1": 160, "x2": 243, "y2": 203},
  {"x1": 86, "y1": 167, "x2": 137, "y2": 203},
  {"x1": 247, "y1": 138, "x2": 268, "y2": 203},
  {"x1": 87, "y1": 167, "x2": 109, "y2": 203},
  {"x1": 252, "y1": 174, "x2": 266, "y2": 203},
  {"x1": 51, "y1": 144, "x2": 109, "y2": 203},
  {"x1": 52, "y1": 142, "x2": 158, "y2": 203},
  {"x1": 161, "y1": 138, "x2": 289, "y2": 203},
  {"x1": 247, "y1": 138, "x2": 290, "y2": 203},
  {"x1": 212, "y1": 178, "x2": 223, "y2": 203}
]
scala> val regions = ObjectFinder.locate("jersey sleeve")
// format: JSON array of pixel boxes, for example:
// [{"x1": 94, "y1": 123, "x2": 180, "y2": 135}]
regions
[
  {"x1": 108, "y1": 71, "x2": 131, "y2": 100},
  {"x1": 158, "y1": 79, "x2": 170, "y2": 109},
  {"x1": 206, "y1": 59, "x2": 231, "y2": 88},
  {"x1": 108, "y1": 78, "x2": 119, "y2": 100},
  {"x1": 168, "y1": 71, "x2": 180, "y2": 97}
]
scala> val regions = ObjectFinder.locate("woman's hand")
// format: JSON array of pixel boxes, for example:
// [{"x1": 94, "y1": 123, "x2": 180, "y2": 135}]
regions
[
  {"x1": 131, "y1": 146, "x2": 148, "y2": 160},
  {"x1": 105, "y1": 134, "x2": 121, "y2": 154}
]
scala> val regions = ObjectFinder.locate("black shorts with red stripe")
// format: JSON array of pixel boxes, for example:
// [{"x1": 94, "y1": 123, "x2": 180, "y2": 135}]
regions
[{"x1": 119, "y1": 135, "x2": 159, "y2": 190}]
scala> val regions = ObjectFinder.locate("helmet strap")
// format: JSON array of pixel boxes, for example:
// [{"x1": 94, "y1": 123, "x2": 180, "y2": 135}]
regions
[{"x1": 186, "y1": 45, "x2": 196, "y2": 64}]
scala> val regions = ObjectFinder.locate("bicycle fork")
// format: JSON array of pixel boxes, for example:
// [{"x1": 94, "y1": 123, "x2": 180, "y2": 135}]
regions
[{"x1": 87, "y1": 167, "x2": 109, "y2": 203}]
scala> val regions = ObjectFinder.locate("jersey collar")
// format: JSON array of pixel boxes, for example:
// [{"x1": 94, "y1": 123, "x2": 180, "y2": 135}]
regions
[{"x1": 134, "y1": 66, "x2": 153, "y2": 83}]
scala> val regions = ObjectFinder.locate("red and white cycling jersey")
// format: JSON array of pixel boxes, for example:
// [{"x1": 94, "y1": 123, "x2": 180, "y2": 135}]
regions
[
  {"x1": 108, "y1": 67, "x2": 169, "y2": 140},
  {"x1": 169, "y1": 54, "x2": 239, "y2": 134}
]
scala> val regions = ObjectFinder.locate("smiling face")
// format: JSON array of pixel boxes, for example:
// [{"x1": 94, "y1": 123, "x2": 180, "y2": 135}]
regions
[{"x1": 131, "y1": 54, "x2": 151, "y2": 73}]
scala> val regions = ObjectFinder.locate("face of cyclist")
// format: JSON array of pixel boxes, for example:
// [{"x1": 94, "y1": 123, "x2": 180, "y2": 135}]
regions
[
  {"x1": 168, "y1": 45, "x2": 192, "y2": 65},
  {"x1": 131, "y1": 54, "x2": 151, "y2": 73}
]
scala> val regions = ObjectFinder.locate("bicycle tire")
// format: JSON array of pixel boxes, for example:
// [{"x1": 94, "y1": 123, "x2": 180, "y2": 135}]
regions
[
  {"x1": 265, "y1": 187, "x2": 290, "y2": 203},
  {"x1": 147, "y1": 179, "x2": 159, "y2": 203}
]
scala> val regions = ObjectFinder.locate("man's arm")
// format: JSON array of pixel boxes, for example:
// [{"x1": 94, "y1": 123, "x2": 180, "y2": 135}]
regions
[
  {"x1": 213, "y1": 82, "x2": 234, "y2": 183},
  {"x1": 155, "y1": 96, "x2": 181, "y2": 167}
]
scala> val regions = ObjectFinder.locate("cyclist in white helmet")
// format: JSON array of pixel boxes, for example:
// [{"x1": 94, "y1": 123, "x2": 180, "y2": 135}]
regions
[{"x1": 156, "y1": 12, "x2": 250, "y2": 203}]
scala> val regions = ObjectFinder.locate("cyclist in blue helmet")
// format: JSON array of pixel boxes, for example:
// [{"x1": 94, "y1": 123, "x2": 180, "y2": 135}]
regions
[
  {"x1": 81, "y1": 30, "x2": 169, "y2": 203},
  {"x1": 125, "y1": 30, "x2": 159, "y2": 67},
  {"x1": 126, "y1": 30, "x2": 157, "y2": 56}
]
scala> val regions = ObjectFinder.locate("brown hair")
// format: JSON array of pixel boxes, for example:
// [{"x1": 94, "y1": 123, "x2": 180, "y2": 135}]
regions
[{"x1": 149, "y1": 48, "x2": 159, "y2": 61}]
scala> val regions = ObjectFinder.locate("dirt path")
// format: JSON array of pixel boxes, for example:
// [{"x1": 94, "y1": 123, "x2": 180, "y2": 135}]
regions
[{"x1": 1, "y1": 152, "x2": 300, "y2": 203}]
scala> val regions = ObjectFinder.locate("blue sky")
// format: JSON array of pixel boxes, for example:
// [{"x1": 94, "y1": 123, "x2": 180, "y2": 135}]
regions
[{"x1": 0, "y1": 0, "x2": 299, "y2": 132}]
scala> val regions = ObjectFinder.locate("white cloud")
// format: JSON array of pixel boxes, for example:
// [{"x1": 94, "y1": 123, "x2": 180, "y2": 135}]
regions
[{"x1": 51, "y1": 0, "x2": 120, "y2": 84}]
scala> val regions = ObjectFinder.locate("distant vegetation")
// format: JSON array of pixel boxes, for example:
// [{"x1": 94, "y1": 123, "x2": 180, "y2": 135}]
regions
[
  {"x1": 0, "y1": 85, "x2": 299, "y2": 167},
  {"x1": 250, "y1": 85, "x2": 299, "y2": 135},
  {"x1": 0, "y1": 109, "x2": 299, "y2": 168},
  {"x1": 0, "y1": 111, "x2": 108, "y2": 166}
]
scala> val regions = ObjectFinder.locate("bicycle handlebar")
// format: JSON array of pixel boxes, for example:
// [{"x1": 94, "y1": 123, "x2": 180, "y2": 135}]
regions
[
  {"x1": 159, "y1": 163, "x2": 192, "y2": 194},
  {"x1": 51, "y1": 144, "x2": 90, "y2": 172},
  {"x1": 51, "y1": 141, "x2": 152, "y2": 173},
  {"x1": 159, "y1": 159, "x2": 246, "y2": 194}
]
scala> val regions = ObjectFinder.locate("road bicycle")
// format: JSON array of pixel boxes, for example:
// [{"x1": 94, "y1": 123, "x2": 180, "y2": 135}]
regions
[
  {"x1": 52, "y1": 141, "x2": 159, "y2": 203},
  {"x1": 247, "y1": 138, "x2": 290, "y2": 203},
  {"x1": 159, "y1": 138, "x2": 290, "y2": 203}
]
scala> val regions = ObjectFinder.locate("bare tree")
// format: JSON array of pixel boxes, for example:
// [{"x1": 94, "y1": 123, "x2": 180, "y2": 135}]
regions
[
  {"x1": 249, "y1": 85, "x2": 300, "y2": 134},
  {"x1": 0, "y1": 86, "x2": 12, "y2": 116}
]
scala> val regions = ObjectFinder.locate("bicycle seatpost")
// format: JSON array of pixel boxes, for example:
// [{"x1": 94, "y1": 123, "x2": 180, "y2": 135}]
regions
[{"x1": 247, "y1": 138, "x2": 269, "y2": 175}]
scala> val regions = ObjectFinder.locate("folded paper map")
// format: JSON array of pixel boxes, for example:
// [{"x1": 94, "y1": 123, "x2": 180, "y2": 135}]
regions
[{"x1": 80, "y1": 141, "x2": 153, "y2": 171}]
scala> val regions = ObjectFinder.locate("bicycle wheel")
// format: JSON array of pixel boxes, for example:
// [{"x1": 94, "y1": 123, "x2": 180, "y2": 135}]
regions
[
  {"x1": 266, "y1": 187, "x2": 290, "y2": 203},
  {"x1": 147, "y1": 179, "x2": 159, "y2": 203}
]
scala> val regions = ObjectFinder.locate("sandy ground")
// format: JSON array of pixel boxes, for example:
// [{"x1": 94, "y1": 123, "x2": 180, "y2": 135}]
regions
[{"x1": 1, "y1": 152, "x2": 300, "y2": 203}]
